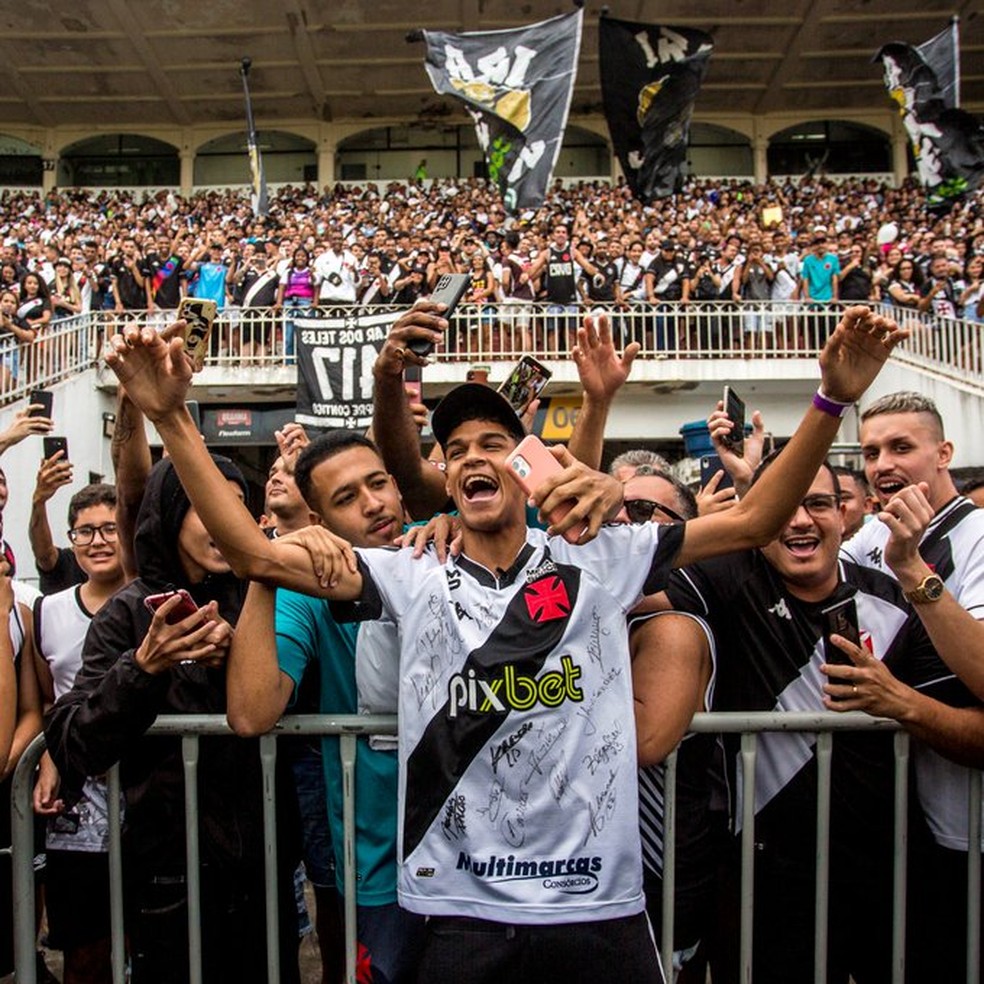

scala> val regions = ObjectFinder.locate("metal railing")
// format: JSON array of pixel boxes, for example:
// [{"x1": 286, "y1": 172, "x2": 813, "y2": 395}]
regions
[
  {"x1": 1, "y1": 301, "x2": 982, "y2": 410},
  {"x1": 9, "y1": 712, "x2": 983, "y2": 984}
]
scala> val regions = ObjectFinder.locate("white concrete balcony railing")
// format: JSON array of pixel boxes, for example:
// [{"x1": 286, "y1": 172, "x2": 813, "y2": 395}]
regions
[{"x1": 2, "y1": 301, "x2": 982, "y2": 412}]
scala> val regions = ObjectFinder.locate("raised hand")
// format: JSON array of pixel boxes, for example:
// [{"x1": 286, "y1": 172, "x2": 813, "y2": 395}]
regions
[
  {"x1": 818, "y1": 306, "x2": 908, "y2": 403},
  {"x1": 572, "y1": 314, "x2": 639, "y2": 403},
  {"x1": 104, "y1": 321, "x2": 193, "y2": 424}
]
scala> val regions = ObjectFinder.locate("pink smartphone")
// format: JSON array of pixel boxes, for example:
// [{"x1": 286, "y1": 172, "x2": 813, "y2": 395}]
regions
[
  {"x1": 505, "y1": 435, "x2": 586, "y2": 544},
  {"x1": 144, "y1": 589, "x2": 199, "y2": 625}
]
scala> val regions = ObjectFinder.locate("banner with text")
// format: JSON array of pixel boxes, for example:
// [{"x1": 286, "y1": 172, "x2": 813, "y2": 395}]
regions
[
  {"x1": 422, "y1": 10, "x2": 582, "y2": 213},
  {"x1": 295, "y1": 311, "x2": 391, "y2": 430},
  {"x1": 600, "y1": 17, "x2": 713, "y2": 203}
]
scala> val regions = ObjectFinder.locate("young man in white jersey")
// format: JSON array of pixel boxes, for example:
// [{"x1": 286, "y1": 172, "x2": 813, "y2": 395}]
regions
[
  {"x1": 102, "y1": 302, "x2": 904, "y2": 983},
  {"x1": 825, "y1": 391, "x2": 984, "y2": 983},
  {"x1": 33, "y1": 484, "x2": 126, "y2": 984}
]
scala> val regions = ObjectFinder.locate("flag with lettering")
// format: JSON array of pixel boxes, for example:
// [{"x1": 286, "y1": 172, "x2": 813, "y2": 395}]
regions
[
  {"x1": 421, "y1": 10, "x2": 582, "y2": 213},
  {"x1": 876, "y1": 25, "x2": 984, "y2": 207},
  {"x1": 295, "y1": 311, "x2": 391, "y2": 430},
  {"x1": 600, "y1": 17, "x2": 713, "y2": 203}
]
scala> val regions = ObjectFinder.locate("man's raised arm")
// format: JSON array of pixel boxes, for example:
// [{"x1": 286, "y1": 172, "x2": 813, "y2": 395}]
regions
[
  {"x1": 371, "y1": 303, "x2": 450, "y2": 518},
  {"x1": 103, "y1": 322, "x2": 361, "y2": 600},
  {"x1": 676, "y1": 306, "x2": 908, "y2": 567}
]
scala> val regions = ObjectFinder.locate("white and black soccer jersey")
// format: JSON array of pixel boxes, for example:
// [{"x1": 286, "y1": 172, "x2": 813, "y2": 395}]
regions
[
  {"x1": 336, "y1": 523, "x2": 684, "y2": 924},
  {"x1": 666, "y1": 550, "x2": 912, "y2": 841},
  {"x1": 841, "y1": 497, "x2": 984, "y2": 851}
]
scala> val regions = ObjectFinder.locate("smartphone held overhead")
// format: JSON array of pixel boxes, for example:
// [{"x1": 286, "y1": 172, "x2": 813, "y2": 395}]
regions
[
  {"x1": 178, "y1": 297, "x2": 217, "y2": 370},
  {"x1": 497, "y1": 355, "x2": 552, "y2": 414},
  {"x1": 722, "y1": 385, "x2": 746, "y2": 457},
  {"x1": 414, "y1": 273, "x2": 470, "y2": 357},
  {"x1": 43, "y1": 436, "x2": 68, "y2": 462}
]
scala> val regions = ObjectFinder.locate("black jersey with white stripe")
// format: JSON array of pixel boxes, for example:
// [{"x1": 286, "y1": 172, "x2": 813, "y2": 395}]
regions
[
  {"x1": 842, "y1": 498, "x2": 984, "y2": 851},
  {"x1": 666, "y1": 549, "x2": 910, "y2": 857}
]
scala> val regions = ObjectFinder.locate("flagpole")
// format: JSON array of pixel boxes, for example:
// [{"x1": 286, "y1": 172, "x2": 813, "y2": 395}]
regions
[
  {"x1": 951, "y1": 15, "x2": 961, "y2": 108},
  {"x1": 240, "y1": 56, "x2": 268, "y2": 217}
]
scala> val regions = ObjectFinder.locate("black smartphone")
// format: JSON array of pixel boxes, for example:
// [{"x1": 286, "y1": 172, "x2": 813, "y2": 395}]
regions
[
  {"x1": 497, "y1": 355, "x2": 552, "y2": 414},
  {"x1": 404, "y1": 364, "x2": 422, "y2": 403},
  {"x1": 29, "y1": 389, "x2": 53, "y2": 418},
  {"x1": 722, "y1": 385, "x2": 746, "y2": 456},
  {"x1": 412, "y1": 273, "x2": 471, "y2": 357},
  {"x1": 821, "y1": 596, "x2": 861, "y2": 665},
  {"x1": 700, "y1": 453, "x2": 734, "y2": 491},
  {"x1": 43, "y1": 436, "x2": 68, "y2": 461}
]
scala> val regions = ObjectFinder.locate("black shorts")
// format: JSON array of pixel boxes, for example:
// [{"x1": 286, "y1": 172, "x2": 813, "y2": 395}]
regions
[{"x1": 44, "y1": 850, "x2": 111, "y2": 951}]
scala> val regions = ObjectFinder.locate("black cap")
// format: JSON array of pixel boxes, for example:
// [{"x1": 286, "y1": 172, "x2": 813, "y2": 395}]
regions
[
  {"x1": 661, "y1": 240, "x2": 676, "y2": 251},
  {"x1": 431, "y1": 383, "x2": 525, "y2": 450}
]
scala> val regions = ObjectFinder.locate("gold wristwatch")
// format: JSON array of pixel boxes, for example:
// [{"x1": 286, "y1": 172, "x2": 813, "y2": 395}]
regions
[{"x1": 904, "y1": 573, "x2": 945, "y2": 604}]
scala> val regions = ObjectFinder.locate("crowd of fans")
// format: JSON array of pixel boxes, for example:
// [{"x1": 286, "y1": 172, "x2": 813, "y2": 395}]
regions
[
  {"x1": 0, "y1": 174, "x2": 982, "y2": 379},
  {"x1": 0, "y1": 287, "x2": 980, "y2": 983},
  {"x1": 0, "y1": 173, "x2": 982, "y2": 983}
]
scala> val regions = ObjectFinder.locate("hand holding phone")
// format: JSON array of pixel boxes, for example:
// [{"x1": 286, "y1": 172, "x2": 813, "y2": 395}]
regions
[
  {"x1": 722, "y1": 386, "x2": 746, "y2": 457},
  {"x1": 822, "y1": 596, "x2": 861, "y2": 666},
  {"x1": 497, "y1": 355, "x2": 552, "y2": 414},
  {"x1": 43, "y1": 436, "x2": 68, "y2": 462},
  {"x1": 505, "y1": 435, "x2": 587, "y2": 544},
  {"x1": 29, "y1": 389, "x2": 53, "y2": 419},
  {"x1": 144, "y1": 589, "x2": 200, "y2": 625},
  {"x1": 177, "y1": 297, "x2": 217, "y2": 370},
  {"x1": 412, "y1": 273, "x2": 471, "y2": 357}
]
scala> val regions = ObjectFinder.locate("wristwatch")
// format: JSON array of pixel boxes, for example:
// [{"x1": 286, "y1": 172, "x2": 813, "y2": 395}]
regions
[{"x1": 904, "y1": 573, "x2": 945, "y2": 604}]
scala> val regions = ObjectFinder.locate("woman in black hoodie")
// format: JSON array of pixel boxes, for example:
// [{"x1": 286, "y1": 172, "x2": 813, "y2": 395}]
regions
[{"x1": 45, "y1": 457, "x2": 300, "y2": 984}]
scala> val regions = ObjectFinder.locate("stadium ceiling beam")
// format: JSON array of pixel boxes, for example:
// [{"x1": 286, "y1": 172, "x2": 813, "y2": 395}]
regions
[
  {"x1": 283, "y1": 0, "x2": 330, "y2": 120},
  {"x1": 753, "y1": 0, "x2": 825, "y2": 115},
  {"x1": 0, "y1": 48, "x2": 55, "y2": 127},
  {"x1": 104, "y1": 0, "x2": 192, "y2": 127}
]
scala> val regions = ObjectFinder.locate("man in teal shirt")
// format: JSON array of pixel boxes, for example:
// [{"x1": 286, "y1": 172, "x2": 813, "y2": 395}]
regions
[
  {"x1": 227, "y1": 430, "x2": 423, "y2": 984},
  {"x1": 800, "y1": 233, "x2": 840, "y2": 304}
]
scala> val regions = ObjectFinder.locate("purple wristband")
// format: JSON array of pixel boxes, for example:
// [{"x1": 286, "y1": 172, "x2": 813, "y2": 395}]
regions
[{"x1": 812, "y1": 389, "x2": 851, "y2": 418}]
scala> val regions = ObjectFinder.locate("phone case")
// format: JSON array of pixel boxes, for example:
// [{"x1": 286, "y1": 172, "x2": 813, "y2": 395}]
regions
[
  {"x1": 178, "y1": 298, "x2": 217, "y2": 369},
  {"x1": 43, "y1": 437, "x2": 68, "y2": 461},
  {"x1": 144, "y1": 589, "x2": 200, "y2": 625},
  {"x1": 505, "y1": 435, "x2": 585, "y2": 544},
  {"x1": 722, "y1": 386, "x2": 745, "y2": 454},
  {"x1": 411, "y1": 273, "x2": 471, "y2": 356}
]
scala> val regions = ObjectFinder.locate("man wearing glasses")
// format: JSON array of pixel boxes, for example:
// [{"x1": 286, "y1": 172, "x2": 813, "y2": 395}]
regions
[{"x1": 662, "y1": 456, "x2": 911, "y2": 983}]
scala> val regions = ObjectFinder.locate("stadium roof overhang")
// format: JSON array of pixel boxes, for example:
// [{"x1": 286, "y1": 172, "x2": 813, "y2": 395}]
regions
[{"x1": 0, "y1": 0, "x2": 979, "y2": 131}]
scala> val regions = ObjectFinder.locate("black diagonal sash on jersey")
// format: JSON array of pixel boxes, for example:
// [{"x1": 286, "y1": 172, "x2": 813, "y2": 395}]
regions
[
  {"x1": 889, "y1": 497, "x2": 980, "y2": 706},
  {"x1": 403, "y1": 551, "x2": 581, "y2": 859}
]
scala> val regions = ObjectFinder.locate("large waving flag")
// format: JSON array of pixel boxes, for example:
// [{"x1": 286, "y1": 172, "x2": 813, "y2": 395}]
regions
[
  {"x1": 600, "y1": 17, "x2": 713, "y2": 203},
  {"x1": 876, "y1": 23, "x2": 984, "y2": 207},
  {"x1": 421, "y1": 10, "x2": 582, "y2": 213}
]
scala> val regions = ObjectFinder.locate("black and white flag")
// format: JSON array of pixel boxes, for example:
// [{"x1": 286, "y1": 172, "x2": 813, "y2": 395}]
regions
[
  {"x1": 876, "y1": 24, "x2": 984, "y2": 206},
  {"x1": 600, "y1": 18, "x2": 713, "y2": 203},
  {"x1": 422, "y1": 10, "x2": 582, "y2": 213},
  {"x1": 295, "y1": 311, "x2": 391, "y2": 430}
]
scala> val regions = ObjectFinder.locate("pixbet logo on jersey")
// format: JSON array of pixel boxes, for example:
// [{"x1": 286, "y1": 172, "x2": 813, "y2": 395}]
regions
[{"x1": 447, "y1": 656, "x2": 584, "y2": 718}]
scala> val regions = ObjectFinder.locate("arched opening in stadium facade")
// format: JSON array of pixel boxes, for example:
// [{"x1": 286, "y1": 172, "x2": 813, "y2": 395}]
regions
[
  {"x1": 686, "y1": 123, "x2": 753, "y2": 178},
  {"x1": 767, "y1": 121, "x2": 891, "y2": 177},
  {"x1": 194, "y1": 131, "x2": 317, "y2": 187},
  {"x1": 336, "y1": 123, "x2": 610, "y2": 181},
  {"x1": 0, "y1": 134, "x2": 42, "y2": 186},
  {"x1": 58, "y1": 134, "x2": 180, "y2": 187}
]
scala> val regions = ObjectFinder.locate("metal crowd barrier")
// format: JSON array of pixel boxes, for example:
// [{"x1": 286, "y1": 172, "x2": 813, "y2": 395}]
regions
[
  {"x1": 1, "y1": 301, "x2": 982, "y2": 411},
  {"x1": 9, "y1": 711, "x2": 983, "y2": 984}
]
